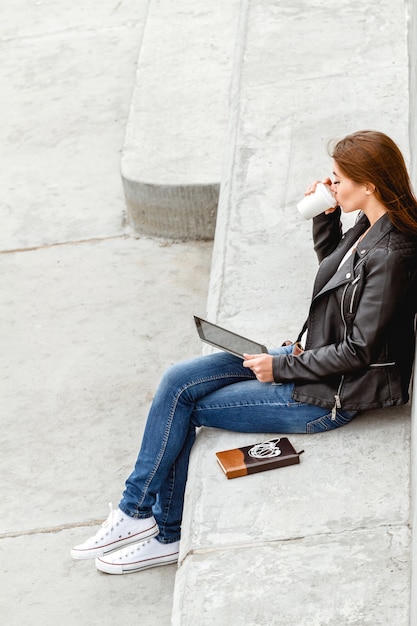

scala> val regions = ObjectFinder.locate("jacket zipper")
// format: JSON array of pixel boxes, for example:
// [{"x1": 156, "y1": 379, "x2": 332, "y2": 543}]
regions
[
  {"x1": 349, "y1": 274, "x2": 361, "y2": 313},
  {"x1": 332, "y1": 281, "x2": 351, "y2": 420},
  {"x1": 340, "y1": 283, "x2": 349, "y2": 342},
  {"x1": 333, "y1": 273, "x2": 394, "y2": 417},
  {"x1": 370, "y1": 362, "x2": 395, "y2": 367},
  {"x1": 332, "y1": 375, "x2": 344, "y2": 419}
]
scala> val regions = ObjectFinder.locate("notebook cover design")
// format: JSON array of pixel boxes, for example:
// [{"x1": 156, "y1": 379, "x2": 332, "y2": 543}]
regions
[{"x1": 216, "y1": 437, "x2": 303, "y2": 479}]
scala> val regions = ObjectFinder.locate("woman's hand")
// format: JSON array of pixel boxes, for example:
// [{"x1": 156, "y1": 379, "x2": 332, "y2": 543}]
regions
[
  {"x1": 243, "y1": 353, "x2": 274, "y2": 383},
  {"x1": 305, "y1": 177, "x2": 338, "y2": 214}
]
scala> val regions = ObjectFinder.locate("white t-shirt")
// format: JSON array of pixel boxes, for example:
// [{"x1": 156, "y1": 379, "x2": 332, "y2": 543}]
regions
[{"x1": 301, "y1": 236, "x2": 362, "y2": 347}]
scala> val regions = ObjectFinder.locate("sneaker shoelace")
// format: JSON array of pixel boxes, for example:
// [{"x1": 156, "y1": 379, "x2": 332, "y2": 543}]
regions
[
  {"x1": 93, "y1": 503, "x2": 123, "y2": 544},
  {"x1": 117, "y1": 539, "x2": 151, "y2": 560}
]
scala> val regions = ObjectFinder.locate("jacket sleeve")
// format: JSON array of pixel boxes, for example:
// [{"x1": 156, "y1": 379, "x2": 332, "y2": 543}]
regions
[
  {"x1": 272, "y1": 246, "x2": 410, "y2": 383},
  {"x1": 312, "y1": 207, "x2": 343, "y2": 262}
]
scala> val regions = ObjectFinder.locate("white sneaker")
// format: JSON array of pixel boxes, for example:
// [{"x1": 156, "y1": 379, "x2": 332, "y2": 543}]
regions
[
  {"x1": 95, "y1": 537, "x2": 180, "y2": 574},
  {"x1": 71, "y1": 503, "x2": 159, "y2": 560}
]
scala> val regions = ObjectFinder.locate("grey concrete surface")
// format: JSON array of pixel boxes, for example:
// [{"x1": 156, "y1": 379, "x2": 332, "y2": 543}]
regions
[
  {"x1": 0, "y1": 1, "x2": 147, "y2": 251},
  {"x1": 0, "y1": 238, "x2": 211, "y2": 534},
  {"x1": 121, "y1": 0, "x2": 240, "y2": 239},
  {"x1": 173, "y1": 0, "x2": 414, "y2": 624},
  {"x1": 180, "y1": 408, "x2": 410, "y2": 549},
  {"x1": 208, "y1": 0, "x2": 409, "y2": 339},
  {"x1": 0, "y1": 2, "x2": 212, "y2": 624},
  {"x1": 1, "y1": 529, "x2": 178, "y2": 625},
  {"x1": 174, "y1": 527, "x2": 410, "y2": 626},
  {"x1": 410, "y1": 0, "x2": 417, "y2": 181}
]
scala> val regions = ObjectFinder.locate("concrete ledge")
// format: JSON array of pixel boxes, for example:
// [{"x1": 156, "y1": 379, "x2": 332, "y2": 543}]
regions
[
  {"x1": 172, "y1": 0, "x2": 413, "y2": 623},
  {"x1": 123, "y1": 182, "x2": 219, "y2": 241},
  {"x1": 174, "y1": 527, "x2": 410, "y2": 625},
  {"x1": 173, "y1": 410, "x2": 411, "y2": 625},
  {"x1": 179, "y1": 410, "x2": 410, "y2": 550},
  {"x1": 120, "y1": 0, "x2": 240, "y2": 239}
]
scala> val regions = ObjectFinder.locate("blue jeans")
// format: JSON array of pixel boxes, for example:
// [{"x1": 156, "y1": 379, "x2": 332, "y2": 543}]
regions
[{"x1": 118, "y1": 345, "x2": 356, "y2": 543}]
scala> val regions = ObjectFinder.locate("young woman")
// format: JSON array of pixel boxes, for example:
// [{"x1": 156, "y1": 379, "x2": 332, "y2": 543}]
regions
[{"x1": 71, "y1": 130, "x2": 417, "y2": 574}]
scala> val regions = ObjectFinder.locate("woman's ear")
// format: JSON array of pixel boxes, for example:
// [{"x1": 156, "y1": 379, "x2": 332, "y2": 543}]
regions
[{"x1": 364, "y1": 182, "x2": 376, "y2": 195}]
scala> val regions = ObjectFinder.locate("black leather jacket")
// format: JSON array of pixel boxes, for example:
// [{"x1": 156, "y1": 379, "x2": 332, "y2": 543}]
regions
[{"x1": 272, "y1": 209, "x2": 417, "y2": 413}]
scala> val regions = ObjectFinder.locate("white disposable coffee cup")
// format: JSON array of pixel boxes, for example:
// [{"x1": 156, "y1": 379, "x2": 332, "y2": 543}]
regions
[{"x1": 297, "y1": 183, "x2": 336, "y2": 219}]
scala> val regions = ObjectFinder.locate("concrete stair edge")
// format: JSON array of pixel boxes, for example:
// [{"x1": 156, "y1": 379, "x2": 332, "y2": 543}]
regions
[
  {"x1": 120, "y1": 0, "x2": 241, "y2": 240},
  {"x1": 171, "y1": 0, "x2": 416, "y2": 623}
]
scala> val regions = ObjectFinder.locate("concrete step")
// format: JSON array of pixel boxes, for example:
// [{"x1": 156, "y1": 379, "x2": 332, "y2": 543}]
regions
[
  {"x1": 121, "y1": 0, "x2": 241, "y2": 240},
  {"x1": 172, "y1": 0, "x2": 414, "y2": 623}
]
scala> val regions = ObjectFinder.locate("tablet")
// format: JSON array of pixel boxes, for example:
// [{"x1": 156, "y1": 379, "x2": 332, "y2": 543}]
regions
[{"x1": 194, "y1": 316, "x2": 268, "y2": 359}]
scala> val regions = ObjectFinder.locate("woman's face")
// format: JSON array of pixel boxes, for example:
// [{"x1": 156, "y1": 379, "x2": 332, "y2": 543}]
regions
[{"x1": 330, "y1": 161, "x2": 368, "y2": 213}]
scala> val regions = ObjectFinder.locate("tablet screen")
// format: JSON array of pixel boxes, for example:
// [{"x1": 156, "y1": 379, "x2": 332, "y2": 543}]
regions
[{"x1": 194, "y1": 316, "x2": 268, "y2": 358}]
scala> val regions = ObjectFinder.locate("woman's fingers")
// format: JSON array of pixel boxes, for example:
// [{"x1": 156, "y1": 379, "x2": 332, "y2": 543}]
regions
[
  {"x1": 243, "y1": 354, "x2": 274, "y2": 383},
  {"x1": 305, "y1": 177, "x2": 332, "y2": 196}
]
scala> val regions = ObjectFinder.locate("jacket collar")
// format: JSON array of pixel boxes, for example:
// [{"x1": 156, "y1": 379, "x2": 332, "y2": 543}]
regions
[
  {"x1": 313, "y1": 213, "x2": 394, "y2": 299},
  {"x1": 352, "y1": 211, "x2": 393, "y2": 250}
]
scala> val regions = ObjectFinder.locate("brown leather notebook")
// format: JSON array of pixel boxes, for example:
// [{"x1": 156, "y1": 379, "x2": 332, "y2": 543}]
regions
[{"x1": 216, "y1": 437, "x2": 304, "y2": 479}]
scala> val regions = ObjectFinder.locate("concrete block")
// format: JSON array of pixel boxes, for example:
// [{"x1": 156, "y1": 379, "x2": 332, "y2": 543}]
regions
[
  {"x1": 208, "y1": 0, "x2": 410, "y2": 336},
  {"x1": 173, "y1": 0, "x2": 414, "y2": 623},
  {"x1": 173, "y1": 527, "x2": 410, "y2": 625},
  {"x1": 180, "y1": 407, "x2": 410, "y2": 556},
  {"x1": 121, "y1": 0, "x2": 240, "y2": 239}
]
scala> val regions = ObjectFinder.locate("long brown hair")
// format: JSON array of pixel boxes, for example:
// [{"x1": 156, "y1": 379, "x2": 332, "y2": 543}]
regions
[{"x1": 330, "y1": 130, "x2": 417, "y2": 236}]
